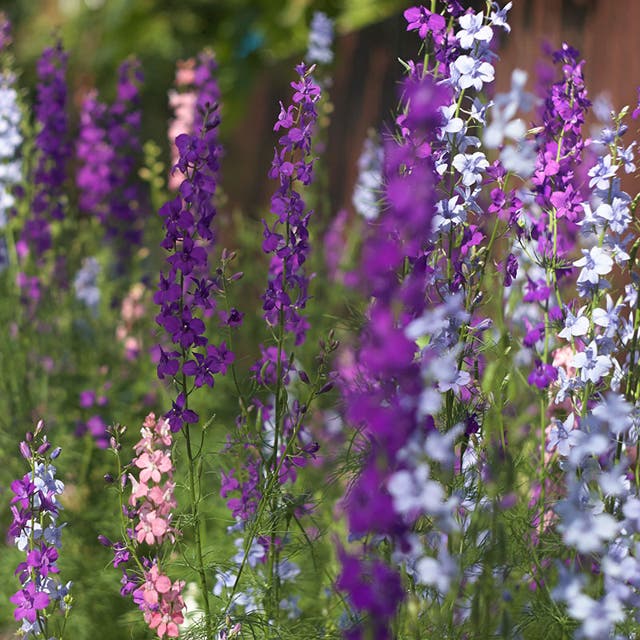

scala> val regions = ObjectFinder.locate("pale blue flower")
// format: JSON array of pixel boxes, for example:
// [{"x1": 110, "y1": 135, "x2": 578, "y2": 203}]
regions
[
  {"x1": 593, "y1": 393, "x2": 633, "y2": 436},
  {"x1": 558, "y1": 497, "x2": 618, "y2": 553},
  {"x1": 451, "y1": 56, "x2": 495, "y2": 92},
  {"x1": 574, "y1": 246, "x2": 613, "y2": 285},
  {"x1": 618, "y1": 142, "x2": 636, "y2": 173},
  {"x1": 595, "y1": 197, "x2": 631, "y2": 234},
  {"x1": 433, "y1": 195, "x2": 465, "y2": 231},
  {"x1": 457, "y1": 12, "x2": 493, "y2": 49},
  {"x1": 569, "y1": 593, "x2": 625, "y2": 639},
  {"x1": 352, "y1": 136, "x2": 382, "y2": 220},
  {"x1": 452, "y1": 151, "x2": 489, "y2": 186},
  {"x1": 213, "y1": 570, "x2": 236, "y2": 596},
  {"x1": 468, "y1": 97, "x2": 490, "y2": 124},
  {"x1": 546, "y1": 413, "x2": 575, "y2": 457},
  {"x1": 415, "y1": 547, "x2": 457, "y2": 593},
  {"x1": 439, "y1": 103, "x2": 464, "y2": 136},
  {"x1": 276, "y1": 559, "x2": 300, "y2": 582},
  {"x1": 306, "y1": 12, "x2": 334, "y2": 64},
  {"x1": 490, "y1": 1, "x2": 512, "y2": 32},
  {"x1": 572, "y1": 340, "x2": 612, "y2": 383},
  {"x1": 74, "y1": 257, "x2": 100, "y2": 311},
  {"x1": 592, "y1": 294, "x2": 622, "y2": 337},
  {"x1": 588, "y1": 154, "x2": 618, "y2": 190},
  {"x1": 558, "y1": 306, "x2": 589, "y2": 339},
  {"x1": 387, "y1": 464, "x2": 445, "y2": 517}
]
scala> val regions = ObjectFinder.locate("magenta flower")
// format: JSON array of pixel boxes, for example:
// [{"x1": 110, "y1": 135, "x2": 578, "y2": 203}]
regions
[{"x1": 10, "y1": 582, "x2": 50, "y2": 623}]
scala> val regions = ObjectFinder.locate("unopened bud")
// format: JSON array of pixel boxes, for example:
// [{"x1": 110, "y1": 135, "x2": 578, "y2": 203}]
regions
[
  {"x1": 37, "y1": 441, "x2": 51, "y2": 455},
  {"x1": 318, "y1": 382, "x2": 334, "y2": 395},
  {"x1": 50, "y1": 447, "x2": 62, "y2": 460},
  {"x1": 19, "y1": 441, "x2": 31, "y2": 460}
]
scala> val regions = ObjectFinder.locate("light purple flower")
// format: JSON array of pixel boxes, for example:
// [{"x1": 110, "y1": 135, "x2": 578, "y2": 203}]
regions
[
  {"x1": 558, "y1": 306, "x2": 589, "y2": 339},
  {"x1": 574, "y1": 246, "x2": 613, "y2": 285},
  {"x1": 572, "y1": 341, "x2": 612, "y2": 383},
  {"x1": 588, "y1": 154, "x2": 618, "y2": 190},
  {"x1": 452, "y1": 151, "x2": 489, "y2": 186},
  {"x1": 456, "y1": 12, "x2": 493, "y2": 49},
  {"x1": 451, "y1": 56, "x2": 495, "y2": 92}
]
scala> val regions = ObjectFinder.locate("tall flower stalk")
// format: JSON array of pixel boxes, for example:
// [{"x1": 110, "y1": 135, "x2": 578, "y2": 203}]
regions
[
  {"x1": 154, "y1": 51, "x2": 226, "y2": 638},
  {"x1": 101, "y1": 414, "x2": 185, "y2": 639},
  {"x1": 215, "y1": 62, "x2": 327, "y2": 626},
  {"x1": 8, "y1": 421, "x2": 73, "y2": 639}
]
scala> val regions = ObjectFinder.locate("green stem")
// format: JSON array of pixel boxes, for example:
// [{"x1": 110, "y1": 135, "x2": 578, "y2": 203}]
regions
[{"x1": 184, "y1": 423, "x2": 212, "y2": 638}]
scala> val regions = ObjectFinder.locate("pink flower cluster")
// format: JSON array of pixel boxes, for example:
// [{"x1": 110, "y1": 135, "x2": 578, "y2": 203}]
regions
[
  {"x1": 167, "y1": 60, "x2": 197, "y2": 190},
  {"x1": 116, "y1": 282, "x2": 147, "y2": 361},
  {"x1": 134, "y1": 563, "x2": 185, "y2": 638},
  {"x1": 129, "y1": 413, "x2": 178, "y2": 546}
]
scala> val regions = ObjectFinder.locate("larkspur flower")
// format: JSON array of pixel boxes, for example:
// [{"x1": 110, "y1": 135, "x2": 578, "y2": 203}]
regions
[{"x1": 8, "y1": 423, "x2": 72, "y2": 635}]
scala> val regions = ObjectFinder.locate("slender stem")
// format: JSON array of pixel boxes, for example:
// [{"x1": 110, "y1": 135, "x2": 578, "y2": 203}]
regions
[{"x1": 184, "y1": 423, "x2": 212, "y2": 638}]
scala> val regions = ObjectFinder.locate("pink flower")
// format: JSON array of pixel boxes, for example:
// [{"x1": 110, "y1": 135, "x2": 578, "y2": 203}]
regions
[
  {"x1": 136, "y1": 508, "x2": 170, "y2": 545},
  {"x1": 136, "y1": 450, "x2": 172, "y2": 483},
  {"x1": 138, "y1": 566, "x2": 185, "y2": 638}
]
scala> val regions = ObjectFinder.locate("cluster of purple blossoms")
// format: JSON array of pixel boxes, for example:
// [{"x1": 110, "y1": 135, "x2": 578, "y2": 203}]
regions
[
  {"x1": 262, "y1": 62, "x2": 320, "y2": 346},
  {"x1": 217, "y1": 59, "x2": 323, "y2": 624},
  {"x1": 155, "y1": 52, "x2": 231, "y2": 433},
  {"x1": 338, "y1": 4, "x2": 522, "y2": 637},
  {"x1": 8, "y1": 421, "x2": 72, "y2": 637},
  {"x1": 76, "y1": 57, "x2": 146, "y2": 262},
  {"x1": 106, "y1": 58, "x2": 146, "y2": 254},
  {"x1": 76, "y1": 90, "x2": 113, "y2": 221},
  {"x1": 338, "y1": 69, "x2": 450, "y2": 640},
  {"x1": 20, "y1": 42, "x2": 69, "y2": 264}
]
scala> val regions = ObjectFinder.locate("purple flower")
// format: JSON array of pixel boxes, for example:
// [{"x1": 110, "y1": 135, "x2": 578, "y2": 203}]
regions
[
  {"x1": 404, "y1": 6, "x2": 446, "y2": 43},
  {"x1": 337, "y1": 552, "x2": 404, "y2": 629},
  {"x1": 260, "y1": 63, "x2": 320, "y2": 347},
  {"x1": 527, "y1": 360, "x2": 558, "y2": 389},
  {"x1": 10, "y1": 582, "x2": 50, "y2": 623},
  {"x1": 22, "y1": 41, "x2": 69, "y2": 263},
  {"x1": 156, "y1": 52, "x2": 230, "y2": 432}
]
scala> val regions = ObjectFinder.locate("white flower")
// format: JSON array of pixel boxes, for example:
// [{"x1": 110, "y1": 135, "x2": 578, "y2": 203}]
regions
[{"x1": 457, "y1": 12, "x2": 493, "y2": 49}]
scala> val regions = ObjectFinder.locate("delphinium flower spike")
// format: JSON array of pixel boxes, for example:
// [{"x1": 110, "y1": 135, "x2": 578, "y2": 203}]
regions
[
  {"x1": 20, "y1": 41, "x2": 69, "y2": 268},
  {"x1": 154, "y1": 50, "x2": 227, "y2": 638},
  {"x1": 8, "y1": 421, "x2": 73, "y2": 638},
  {"x1": 101, "y1": 414, "x2": 185, "y2": 639},
  {"x1": 216, "y1": 60, "x2": 328, "y2": 627}
]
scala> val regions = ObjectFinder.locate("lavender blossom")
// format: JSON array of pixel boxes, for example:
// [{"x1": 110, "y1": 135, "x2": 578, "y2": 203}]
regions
[
  {"x1": 30, "y1": 42, "x2": 69, "y2": 243},
  {"x1": 306, "y1": 12, "x2": 334, "y2": 65}
]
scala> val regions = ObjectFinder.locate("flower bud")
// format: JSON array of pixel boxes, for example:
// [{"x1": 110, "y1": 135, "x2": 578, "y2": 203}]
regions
[
  {"x1": 37, "y1": 440, "x2": 51, "y2": 455},
  {"x1": 50, "y1": 446, "x2": 62, "y2": 459},
  {"x1": 19, "y1": 441, "x2": 31, "y2": 460}
]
